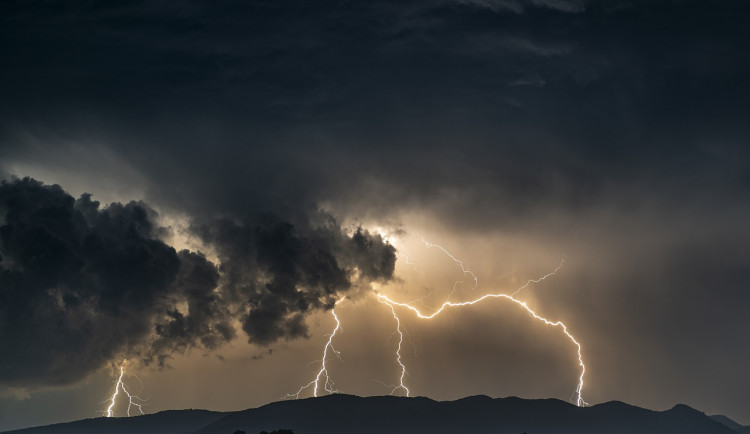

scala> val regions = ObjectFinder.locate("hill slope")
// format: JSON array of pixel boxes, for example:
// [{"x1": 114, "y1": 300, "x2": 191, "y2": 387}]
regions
[
  {"x1": 711, "y1": 415, "x2": 750, "y2": 433},
  {"x1": 2, "y1": 395, "x2": 738, "y2": 434},
  {"x1": 1, "y1": 410, "x2": 224, "y2": 434}
]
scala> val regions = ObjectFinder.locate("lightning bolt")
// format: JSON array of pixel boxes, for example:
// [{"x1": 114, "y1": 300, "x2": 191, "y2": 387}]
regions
[
  {"x1": 376, "y1": 292, "x2": 587, "y2": 406},
  {"x1": 104, "y1": 359, "x2": 146, "y2": 417},
  {"x1": 285, "y1": 297, "x2": 345, "y2": 399},
  {"x1": 378, "y1": 297, "x2": 410, "y2": 396},
  {"x1": 378, "y1": 240, "x2": 587, "y2": 407},
  {"x1": 422, "y1": 236, "x2": 478, "y2": 298},
  {"x1": 510, "y1": 258, "x2": 565, "y2": 296}
]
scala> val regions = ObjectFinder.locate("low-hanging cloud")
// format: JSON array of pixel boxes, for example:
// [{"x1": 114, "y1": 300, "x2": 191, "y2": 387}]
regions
[
  {"x1": 0, "y1": 177, "x2": 396, "y2": 387},
  {"x1": 192, "y1": 213, "x2": 396, "y2": 346}
]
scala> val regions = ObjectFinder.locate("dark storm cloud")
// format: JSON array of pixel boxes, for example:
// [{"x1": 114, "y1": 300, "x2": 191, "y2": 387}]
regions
[
  {"x1": 0, "y1": 178, "x2": 220, "y2": 386},
  {"x1": 146, "y1": 249, "x2": 235, "y2": 367},
  {"x1": 0, "y1": 178, "x2": 395, "y2": 385},
  {"x1": 193, "y1": 214, "x2": 395, "y2": 345},
  {"x1": 2, "y1": 0, "x2": 748, "y2": 222}
]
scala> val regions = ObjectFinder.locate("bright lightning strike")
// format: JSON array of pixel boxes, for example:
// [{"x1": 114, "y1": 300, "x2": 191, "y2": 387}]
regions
[
  {"x1": 285, "y1": 298, "x2": 346, "y2": 399},
  {"x1": 378, "y1": 297, "x2": 410, "y2": 397},
  {"x1": 104, "y1": 359, "x2": 146, "y2": 417},
  {"x1": 377, "y1": 240, "x2": 587, "y2": 407},
  {"x1": 376, "y1": 292, "x2": 587, "y2": 406}
]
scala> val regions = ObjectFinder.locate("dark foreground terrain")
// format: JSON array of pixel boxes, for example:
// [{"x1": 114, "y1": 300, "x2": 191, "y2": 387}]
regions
[{"x1": 2, "y1": 394, "x2": 748, "y2": 434}]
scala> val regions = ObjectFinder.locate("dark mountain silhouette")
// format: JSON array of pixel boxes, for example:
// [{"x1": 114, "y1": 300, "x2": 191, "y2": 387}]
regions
[
  {"x1": 1, "y1": 395, "x2": 742, "y2": 434},
  {"x1": 0, "y1": 410, "x2": 224, "y2": 434},
  {"x1": 711, "y1": 415, "x2": 750, "y2": 433}
]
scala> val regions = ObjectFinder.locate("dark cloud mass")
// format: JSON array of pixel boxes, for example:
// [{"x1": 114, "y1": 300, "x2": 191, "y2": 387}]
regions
[
  {"x1": 0, "y1": 178, "x2": 395, "y2": 385},
  {"x1": 193, "y1": 214, "x2": 395, "y2": 345},
  {"x1": 0, "y1": 178, "x2": 181, "y2": 386}
]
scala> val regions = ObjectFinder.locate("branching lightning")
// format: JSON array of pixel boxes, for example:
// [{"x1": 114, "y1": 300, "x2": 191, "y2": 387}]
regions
[
  {"x1": 284, "y1": 297, "x2": 346, "y2": 399},
  {"x1": 510, "y1": 258, "x2": 565, "y2": 296},
  {"x1": 378, "y1": 240, "x2": 586, "y2": 407},
  {"x1": 375, "y1": 292, "x2": 587, "y2": 406},
  {"x1": 422, "y1": 236, "x2": 478, "y2": 298},
  {"x1": 104, "y1": 359, "x2": 146, "y2": 417}
]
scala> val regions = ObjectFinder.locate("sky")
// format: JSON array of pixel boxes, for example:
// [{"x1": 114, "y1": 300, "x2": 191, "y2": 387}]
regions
[{"x1": 1, "y1": 0, "x2": 749, "y2": 431}]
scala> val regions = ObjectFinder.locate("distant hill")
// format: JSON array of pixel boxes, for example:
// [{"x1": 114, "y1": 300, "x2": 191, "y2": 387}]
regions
[
  {"x1": 1, "y1": 395, "x2": 741, "y2": 434},
  {"x1": 0, "y1": 409, "x2": 224, "y2": 434},
  {"x1": 711, "y1": 415, "x2": 750, "y2": 433}
]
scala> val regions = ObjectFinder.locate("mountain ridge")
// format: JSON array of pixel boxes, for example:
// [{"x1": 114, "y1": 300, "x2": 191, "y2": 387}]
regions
[
  {"x1": 711, "y1": 414, "x2": 750, "y2": 434},
  {"x1": 2, "y1": 394, "x2": 744, "y2": 434}
]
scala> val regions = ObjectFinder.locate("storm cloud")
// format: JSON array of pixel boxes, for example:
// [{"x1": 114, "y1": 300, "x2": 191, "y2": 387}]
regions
[
  {"x1": 193, "y1": 213, "x2": 395, "y2": 346},
  {"x1": 0, "y1": 178, "x2": 395, "y2": 385}
]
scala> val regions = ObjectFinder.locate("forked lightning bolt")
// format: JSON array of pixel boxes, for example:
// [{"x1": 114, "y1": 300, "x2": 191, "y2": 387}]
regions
[
  {"x1": 376, "y1": 292, "x2": 587, "y2": 406},
  {"x1": 284, "y1": 298, "x2": 345, "y2": 399},
  {"x1": 104, "y1": 359, "x2": 146, "y2": 417},
  {"x1": 378, "y1": 240, "x2": 587, "y2": 407}
]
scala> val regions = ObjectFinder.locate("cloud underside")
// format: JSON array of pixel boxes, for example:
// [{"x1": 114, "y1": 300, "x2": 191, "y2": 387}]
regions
[{"x1": 0, "y1": 178, "x2": 395, "y2": 387}]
